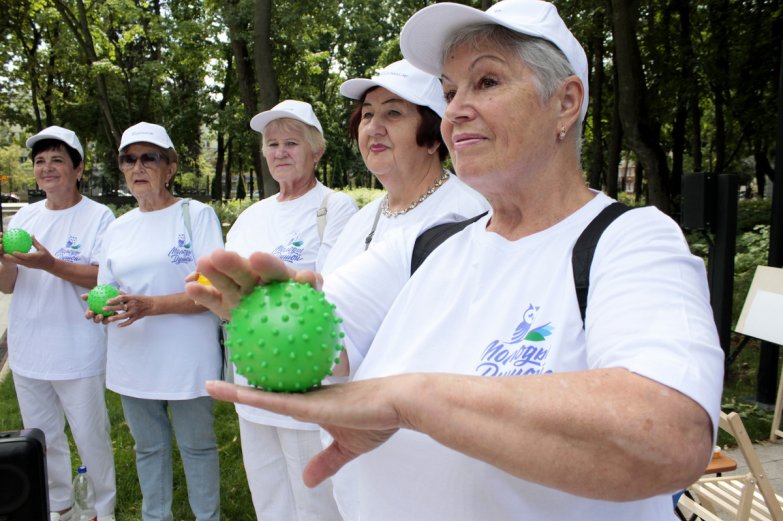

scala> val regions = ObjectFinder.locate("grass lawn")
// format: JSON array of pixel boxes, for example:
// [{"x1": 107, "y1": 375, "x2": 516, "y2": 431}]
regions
[
  {"x1": 2, "y1": 332, "x2": 781, "y2": 519},
  {"x1": 0, "y1": 373, "x2": 254, "y2": 520},
  {"x1": 719, "y1": 333, "x2": 783, "y2": 446}
]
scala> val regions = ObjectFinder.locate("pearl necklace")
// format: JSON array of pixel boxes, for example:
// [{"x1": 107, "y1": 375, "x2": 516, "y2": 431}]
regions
[{"x1": 381, "y1": 170, "x2": 450, "y2": 218}]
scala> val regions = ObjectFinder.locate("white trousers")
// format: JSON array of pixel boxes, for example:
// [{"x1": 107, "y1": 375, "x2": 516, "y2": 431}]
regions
[
  {"x1": 13, "y1": 372, "x2": 117, "y2": 516},
  {"x1": 238, "y1": 416, "x2": 342, "y2": 521}
]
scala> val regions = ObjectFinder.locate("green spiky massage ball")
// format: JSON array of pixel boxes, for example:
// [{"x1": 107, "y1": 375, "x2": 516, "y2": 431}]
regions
[
  {"x1": 2, "y1": 228, "x2": 32, "y2": 254},
  {"x1": 226, "y1": 280, "x2": 344, "y2": 392},
  {"x1": 87, "y1": 284, "x2": 121, "y2": 317}
]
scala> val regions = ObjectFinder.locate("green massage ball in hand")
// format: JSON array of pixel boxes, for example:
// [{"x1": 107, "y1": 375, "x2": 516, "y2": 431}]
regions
[
  {"x1": 226, "y1": 280, "x2": 345, "y2": 393},
  {"x1": 2, "y1": 228, "x2": 32, "y2": 254},
  {"x1": 87, "y1": 284, "x2": 121, "y2": 317}
]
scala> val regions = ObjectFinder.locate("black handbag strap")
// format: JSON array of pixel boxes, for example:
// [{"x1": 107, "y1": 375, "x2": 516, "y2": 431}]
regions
[
  {"x1": 410, "y1": 202, "x2": 630, "y2": 328},
  {"x1": 572, "y1": 202, "x2": 630, "y2": 326},
  {"x1": 410, "y1": 212, "x2": 488, "y2": 275}
]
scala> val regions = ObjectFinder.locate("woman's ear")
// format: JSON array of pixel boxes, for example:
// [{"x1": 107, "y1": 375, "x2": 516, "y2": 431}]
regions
[
  {"x1": 558, "y1": 75, "x2": 583, "y2": 127},
  {"x1": 313, "y1": 147, "x2": 325, "y2": 165},
  {"x1": 168, "y1": 160, "x2": 178, "y2": 179}
]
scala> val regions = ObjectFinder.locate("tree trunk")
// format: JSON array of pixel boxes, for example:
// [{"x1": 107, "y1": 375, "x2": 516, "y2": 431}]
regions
[
  {"x1": 224, "y1": 138, "x2": 233, "y2": 201},
  {"x1": 690, "y1": 101, "x2": 703, "y2": 174},
  {"x1": 606, "y1": 66, "x2": 622, "y2": 200},
  {"x1": 754, "y1": 147, "x2": 773, "y2": 198},
  {"x1": 224, "y1": 0, "x2": 278, "y2": 199},
  {"x1": 709, "y1": 0, "x2": 730, "y2": 175},
  {"x1": 588, "y1": 9, "x2": 605, "y2": 191},
  {"x1": 253, "y1": 0, "x2": 279, "y2": 199},
  {"x1": 214, "y1": 132, "x2": 226, "y2": 200},
  {"x1": 634, "y1": 161, "x2": 644, "y2": 204},
  {"x1": 51, "y1": 0, "x2": 122, "y2": 146},
  {"x1": 213, "y1": 49, "x2": 233, "y2": 201},
  {"x1": 609, "y1": 0, "x2": 671, "y2": 214},
  {"x1": 671, "y1": 0, "x2": 697, "y2": 208},
  {"x1": 714, "y1": 90, "x2": 726, "y2": 174}
]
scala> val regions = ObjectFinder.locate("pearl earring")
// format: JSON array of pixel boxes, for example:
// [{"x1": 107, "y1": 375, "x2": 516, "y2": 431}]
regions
[{"x1": 558, "y1": 126, "x2": 567, "y2": 141}]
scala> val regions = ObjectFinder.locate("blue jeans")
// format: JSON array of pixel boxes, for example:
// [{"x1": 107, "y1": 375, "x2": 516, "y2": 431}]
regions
[{"x1": 121, "y1": 395, "x2": 220, "y2": 521}]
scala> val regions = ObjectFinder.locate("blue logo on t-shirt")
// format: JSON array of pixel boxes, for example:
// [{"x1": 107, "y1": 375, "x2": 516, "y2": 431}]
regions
[
  {"x1": 272, "y1": 234, "x2": 304, "y2": 263},
  {"x1": 475, "y1": 303, "x2": 554, "y2": 376},
  {"x1": 168, "y1": 233, "x2": 194, "y2": 264},
  {"x1": 54, "y1": 236, "x2": 82, "y2": 263}
]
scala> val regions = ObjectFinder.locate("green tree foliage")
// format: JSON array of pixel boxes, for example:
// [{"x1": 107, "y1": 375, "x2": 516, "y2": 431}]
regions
[
  {"x1": 0, "y1": 0, "x2": 780, "y2": 212},
  {"x1": 0, "y1": 144, "x2": 34, "y2": 193}
]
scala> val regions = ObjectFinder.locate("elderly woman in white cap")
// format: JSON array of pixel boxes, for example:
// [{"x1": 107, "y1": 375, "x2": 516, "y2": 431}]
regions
[
  {"x1": 1, "y1": 126, "x2": 117, "y2": 521},
  {"x1": 322, "y1": 59, "x2": 488, "y2": 274},
  {"x1": 320, "y1": 58, "x2": 488, "y2": 520},
  {"x1": 220, "y1": 100, "x2": 356, "y2": 521},
  {"x1": 86, "y1": 122, "x2": 224, "y2": 521},
  {"x1": 187, "y1": 0, "x2": 724, "y2": 519}
]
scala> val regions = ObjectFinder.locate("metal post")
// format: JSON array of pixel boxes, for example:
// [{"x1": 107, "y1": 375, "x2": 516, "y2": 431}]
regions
[
  {"x1": 755, "y1": 40, "x2": 783, "y2": 405},
  {"x1": 709, "y1": 174, "x2": 737, "y2": 360}
]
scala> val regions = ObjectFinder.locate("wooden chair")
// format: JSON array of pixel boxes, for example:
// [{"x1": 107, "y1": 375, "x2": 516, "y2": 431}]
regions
[
  {"x1": 677, "y1": 411, "x2": 783, "y2": 521},
  {"x1": 770, "y1": 371, "x2": 783, "y2": 442}
]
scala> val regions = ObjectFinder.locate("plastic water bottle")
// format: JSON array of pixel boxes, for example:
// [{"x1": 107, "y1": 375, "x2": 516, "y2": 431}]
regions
[{"x1": 72, "y1": 465, "x2": 97, "y2": 521}]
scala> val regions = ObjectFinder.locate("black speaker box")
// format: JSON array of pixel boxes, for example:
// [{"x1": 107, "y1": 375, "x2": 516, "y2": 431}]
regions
[
  {"x1": 0, "y1": 428, "x2": 49, "y2": 521},
  {"x1": 681, "y1": 172, "x2": 716, "y2": 231}
]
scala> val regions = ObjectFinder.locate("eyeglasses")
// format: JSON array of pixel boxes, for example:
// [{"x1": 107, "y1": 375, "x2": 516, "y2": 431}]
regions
[{"x1": 118, "y1": 151, "x2": 169, "y2": 171}]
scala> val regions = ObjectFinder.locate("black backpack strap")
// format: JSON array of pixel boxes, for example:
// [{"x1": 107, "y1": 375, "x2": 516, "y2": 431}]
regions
[
  {"x1": 411, "y1": 212, "x2": 488, "y2": 275},
  {"x1": 572, "y1": 202, "x2": 630, "y2": 327}
]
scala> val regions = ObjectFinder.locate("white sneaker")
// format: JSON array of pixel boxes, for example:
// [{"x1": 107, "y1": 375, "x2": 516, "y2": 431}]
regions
[
  {"x1": 98, "y1": 515, "x2": 116, "y2": 521},
  {"x1": 50, "y1": 509, "x2": 74, "y2": 521}
]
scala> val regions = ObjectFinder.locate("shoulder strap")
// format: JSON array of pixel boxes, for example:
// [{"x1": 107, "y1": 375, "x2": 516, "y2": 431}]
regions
[
  {"x1": 572, "y1": 202, "x2": 630, "y2": 327},
  {"x1": 317, "y1": 192, "x2": 332, "y2": 241},
  {"x1": 411, "y1": 212, "x2": 488, "y2": 276},
  {"x1": 181, "y1": 198, "x2": 192, "y2": 244}
]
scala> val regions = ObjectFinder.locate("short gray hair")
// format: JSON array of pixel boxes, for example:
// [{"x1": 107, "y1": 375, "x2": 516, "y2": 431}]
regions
[{"x1": 442, "y1": 24, "x2": 583, "y2": 152}]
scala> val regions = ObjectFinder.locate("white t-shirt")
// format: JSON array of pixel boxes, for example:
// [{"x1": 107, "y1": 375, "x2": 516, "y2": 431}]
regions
[
  {"x1": 320, "y1": 172, "x2": 488, "y2": 520},
  {"x1": 225, "y1": 182, "x2": 357, "y2": 428},
  {"x1": 323, "y1": 192, "x2": 724, "y2": 520},
  {"x1": 226, "y1": 181, "x2": 357, "y2": 271},
  {"x1": 98, "y1": 199, "x2": 224, "y2": 399},
  {"x1": 8, "y1": 197, "x2": 115, "y2": 380},
  {"x1": 322, "y1": 172, "x2": 489, "y2": 274}
]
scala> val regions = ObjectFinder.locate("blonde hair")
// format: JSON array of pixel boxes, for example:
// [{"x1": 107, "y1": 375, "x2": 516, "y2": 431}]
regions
[{"x1": 261, "y1": 118, "x2": 326, "y2": 157}]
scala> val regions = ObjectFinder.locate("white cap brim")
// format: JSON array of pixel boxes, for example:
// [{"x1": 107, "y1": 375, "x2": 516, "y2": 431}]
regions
[
  {"x1": 25, "y1": 126, "x2": 84, "y2": 160},
  {"x1": 400, "y1": 3, "x2": 503, "y2": 77},
  {"x1": 249, "y1": 101, "x2": 324, "y2": 135},
  {"x1": 339, "y1": 78, "x2": 445, "y2": 117},
  {"x1": 339, "y1": 59, "x2": 447, "y2": 117},
  {"x1": 119, "y1": 122, "x2": 175, "y2": 151}
]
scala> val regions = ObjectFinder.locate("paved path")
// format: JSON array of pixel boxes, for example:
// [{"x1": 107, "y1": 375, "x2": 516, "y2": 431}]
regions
[{"x1": 723, "y1": 437, "x2": 783, "y2": 494}]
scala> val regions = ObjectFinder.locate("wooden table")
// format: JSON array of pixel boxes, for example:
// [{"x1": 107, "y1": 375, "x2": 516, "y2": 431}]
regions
[{"x1": 705, "y1": 452, "x2": 738, "y2": 475}]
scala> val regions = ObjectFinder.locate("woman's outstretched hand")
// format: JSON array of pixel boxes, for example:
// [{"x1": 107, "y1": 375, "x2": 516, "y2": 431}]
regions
[
  {"x1": 206, "y1": 377, "x2": 404, "y2": 487},
  {"x1": 185, "y1": 249, "x2": 318, "y2": 320}
]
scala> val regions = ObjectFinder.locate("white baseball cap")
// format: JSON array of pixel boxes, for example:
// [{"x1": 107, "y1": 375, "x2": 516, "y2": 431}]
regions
[
  {"x1": 249, "y1": 100, "x2": 324, "y2": 135},
  {"x1": 26, "y1": 126, "x2": 84, "y2": 160},
  {"x1": 119, "y1": 122, "x2": 175, "y2": 151},
  {"x1": 400, "y1": 0, "x2": 589, "y2": 121},
  {"x1": 339, "y1": 59, "x2": 447, "y2": 118}
]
